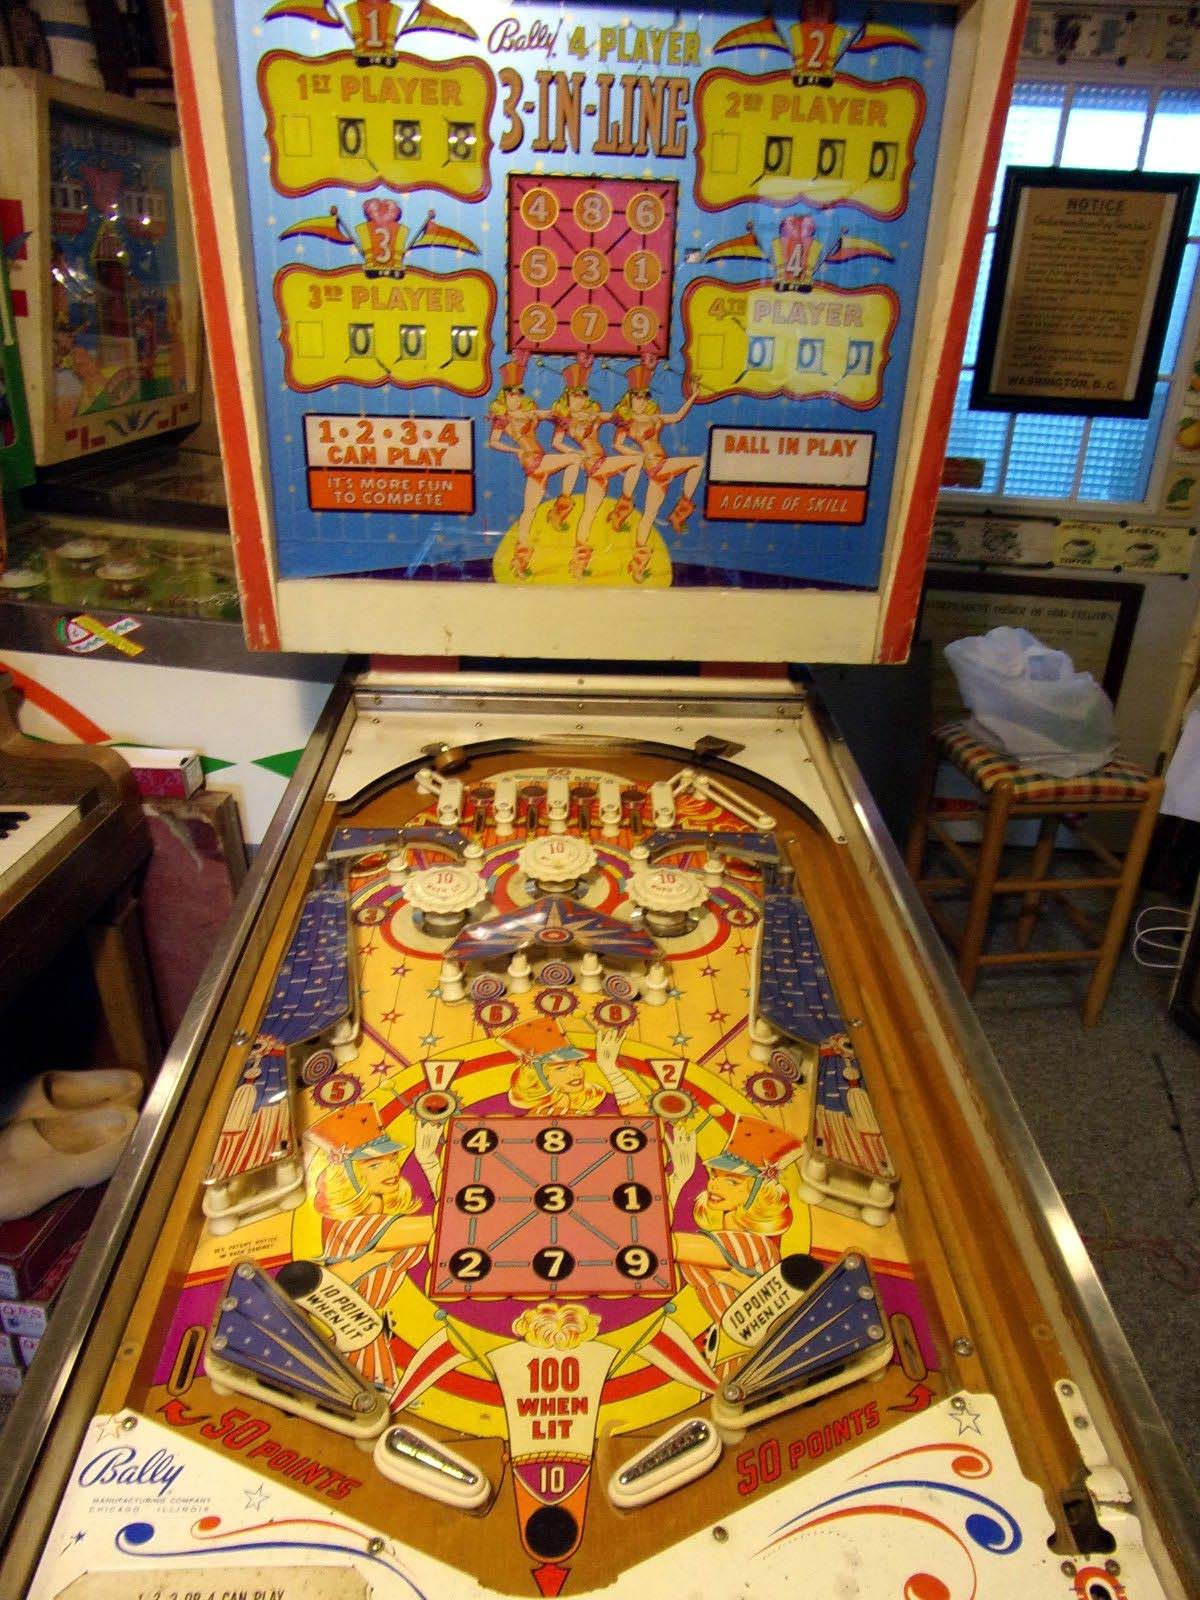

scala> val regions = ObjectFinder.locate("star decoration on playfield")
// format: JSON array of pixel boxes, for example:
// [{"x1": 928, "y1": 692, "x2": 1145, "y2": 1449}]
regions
[
  {"x1": 367, "y1": 1059, "x2": 390, "y2": 1080},
  {"x1": 953, "y1": 1403, "x2": 983, "y2": 1436},
  {"x1": 362, "y1": 942, "x2": 378, "y2": 957},
  {"x1": 420, "y1": 1033, "x2": 440, "y2": 1049},
  {"x1": 93, "y1": 1416, "x2": 125, "y2": 1442},
  {"x1": 671, "y1": 1033, "x2": 691, "y2": 1049},
  {"x1": 700, "y1": 964, "x2": 718, "y2": 978},
  {"x1": 425, "y1": 985, "x2": 442, "y2": 999},
  {"x1": 707, "y1": 1008, "x2": 729, "y2": 1024},
  {"x1": 59, "y1": 1532, "x2": 86, "y2": 1553},
  {"x1": 734, "y1": 943, "x2": 753, "y2": 957},
  {"x1": 243, "y1": 1483, "x2": 269, "y2": 1511},
  {"x1": 381, "y1": 1009, "x2": 403, "y2": 1023},
  {"x1": 391, "y1": 962, "x2": 410, "y2": 977},
  {"x1": 717, "y1": 1059, "x2": 738, "y2": 1078}
]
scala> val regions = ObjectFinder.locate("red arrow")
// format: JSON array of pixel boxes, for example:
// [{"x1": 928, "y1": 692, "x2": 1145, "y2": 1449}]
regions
[
  {"x1": 890, "y1": 1382, "x2": 934, "y2": 1414},
  {"x1": 531, "y1": 1564, "x2": 569, "y2": 1597},
  {"x1": 158, "y1": 1399, "x2": 210, "y2": 1428}
]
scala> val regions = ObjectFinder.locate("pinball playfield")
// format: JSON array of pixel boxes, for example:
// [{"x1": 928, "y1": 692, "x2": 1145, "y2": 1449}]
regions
[{"x1": 22, "y1": 719, "x2": 1190, "y2": 1599}]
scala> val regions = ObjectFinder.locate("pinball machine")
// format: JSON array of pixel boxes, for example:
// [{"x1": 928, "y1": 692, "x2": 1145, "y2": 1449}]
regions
[{"x1": 2, "y1": 2, "x2": 1198, "y2": 1597}]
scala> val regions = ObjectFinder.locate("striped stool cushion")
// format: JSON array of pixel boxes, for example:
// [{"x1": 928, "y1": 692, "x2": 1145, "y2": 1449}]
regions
[{"x1": 934, "y1": 722, "x2": 1151, "y2": 803}]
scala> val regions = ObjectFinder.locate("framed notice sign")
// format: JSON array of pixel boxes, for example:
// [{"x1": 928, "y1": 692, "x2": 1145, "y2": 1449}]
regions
[{"x1": 972, "y1": 166, "x2": 1197, "y2": 418}]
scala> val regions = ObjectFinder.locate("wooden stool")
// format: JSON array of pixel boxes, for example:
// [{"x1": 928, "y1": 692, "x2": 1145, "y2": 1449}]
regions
[{"x1": 906, "y1": 722, "x2": 1163, "y2": 1026}]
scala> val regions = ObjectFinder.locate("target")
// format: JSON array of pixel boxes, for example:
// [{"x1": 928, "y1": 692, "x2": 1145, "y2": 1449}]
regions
[
  {"x1": 538, "y1": 961, "x2": 574, "y2": 987},
  {"x1": 301, "y1": 1048, "x2": 336, "y2": 1086},
  {"x1": 354, "y1": 903, "x2": 388, "y2": 926},
  {"x1": 604, "y1": 973, "x2": 636, "y2": 1001},
  {"x1": 470, "y1": 975, "x2": 507, "y2": 1002},
  {"x1": 507, "y1": 173, "x2": 677, "y2": 358},
  {"x1": 771, "y1": 1047, "x2": 802, "y2": 1082}
]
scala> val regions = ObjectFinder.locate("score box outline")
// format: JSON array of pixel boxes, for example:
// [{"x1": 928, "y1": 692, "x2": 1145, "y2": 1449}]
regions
[
  {"x1": 257, "y1": 49, "x2": 496, "y2": 202},
  {"x1": 693, "y1": 67, "x2": 925, "y2": 221},
  {"x1": 304, "y1": 412, "x2": 475, "y2": 516},
  {"x1": 682, "y1": 277, "x2": 899, "y2": 412},
  {"x1": 704, "y1": 424, "x2": 875, "y2": 524},
  {"x1": 274, "y1": 265, "x2": 496, "y2": 397},
  {"x1": 506, "y1": 172, "x2": 677, "y2": 359}
]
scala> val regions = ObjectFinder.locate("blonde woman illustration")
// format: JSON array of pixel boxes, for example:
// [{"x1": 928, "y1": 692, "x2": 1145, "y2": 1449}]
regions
[
  {"x1": 670, "y1": 1118, "x2": 802, "y2": 1357},
  {"x1": 487, "y1": 352, "x2": 582, "y2": 578},
  {"x1": 503, "y1": 1017, "x2": 649, "y2": 1116},
  {"x1": 612, "y1": 363, "x2": 703, "y2": 581},
  {"x1": 310, "y1": 1103, "x2": 443, "y2": 1395}
]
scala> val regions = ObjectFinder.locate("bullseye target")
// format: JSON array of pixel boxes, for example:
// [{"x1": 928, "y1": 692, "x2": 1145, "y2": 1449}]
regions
[
  {"x1": 301, "y1": 1048, "x2": 336, "y2": 1086},
  {"x1": 470, "y1": 974, "x2": 507, "y2": 1003},
  {"x1": 538, "y1": 961, "x2": 574, "y2": 986}
]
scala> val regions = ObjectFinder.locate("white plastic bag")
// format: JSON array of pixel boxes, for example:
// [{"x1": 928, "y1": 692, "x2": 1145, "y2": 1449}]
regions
[{"x1": 944, "y1": 627, "x2": 1117, "y2": 777}]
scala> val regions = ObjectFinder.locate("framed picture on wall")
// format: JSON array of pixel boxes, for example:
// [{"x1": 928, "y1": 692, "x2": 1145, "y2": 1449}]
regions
[
  {"x1": 972, "y1": 166, "x2": 1197, "y2": 418},
  {"x1": 918, "y1": 569, "x2": 1143, "y2": 727}
]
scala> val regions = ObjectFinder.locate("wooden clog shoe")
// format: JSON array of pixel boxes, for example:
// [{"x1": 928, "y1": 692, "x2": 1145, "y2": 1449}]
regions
[
  {"x1": 0, "y1": 1105, "x2": 138, "y2": 1221},
  {"x1": 2, "y1": 1068, "x2": 143, "y2": 1123}
]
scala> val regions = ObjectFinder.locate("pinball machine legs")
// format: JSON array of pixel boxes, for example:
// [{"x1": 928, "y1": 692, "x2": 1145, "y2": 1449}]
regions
[{"x1": 906, "y1": 723, "x2": 1163, "y2": 1025}]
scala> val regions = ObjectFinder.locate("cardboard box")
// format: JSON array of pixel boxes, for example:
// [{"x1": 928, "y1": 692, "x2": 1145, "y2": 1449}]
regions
[
  {"x1": 0, "y1": 1332, "x2": 14, "y2": 1366},
  {"x1": 0, "y1": 1363, "x2": 22, "y2": 1396},
  {"x1": 0, "y1": 1235, "x2": 85, "y2": 1338},
  {"x1": 109, "y1": 745, "x2": 204, "y2": 799},
  {"x1": 0, "y1": 1186, "x2": 96, "y2": 1300},
  {"x1": 17, "y1": 1333, "x2": 38, "y2": 1368}
]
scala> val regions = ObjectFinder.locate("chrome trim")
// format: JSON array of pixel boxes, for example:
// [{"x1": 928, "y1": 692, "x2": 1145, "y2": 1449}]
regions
[
  {"x1": 355, "y1": 680, "x2": 807, "y2": 722},
  {"x1": 0, "y1": 670, "x2": 355, "y2": 1574},
  {"x1": 817, "y1": 698, "x2": 1200, "y2": 1582}
]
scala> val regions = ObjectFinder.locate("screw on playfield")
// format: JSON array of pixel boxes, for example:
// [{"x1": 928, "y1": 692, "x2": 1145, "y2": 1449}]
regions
[
  {"x1": 712, "y1": 1526, "x2": 728, "y2": 1543},
  {"x1": 950, "y1": 1397, "x2": 966, "y2": 1412},
  {"x1": 1060, "y1": 1560, "x2": 1076, "y2": 1576},
  {"x1": 953, "y1": 1337, "x2": 974, "y2": 1357},
  {"x1": 1105, "y1": 1561, "x2": 1121, "y2": 1576},
  {"x1": 121, "y1": 1416, "x2": 137, "y2": 1431},
  {"x1": 369, "y1": 1537, "x2": 385, "y2": 1554}
]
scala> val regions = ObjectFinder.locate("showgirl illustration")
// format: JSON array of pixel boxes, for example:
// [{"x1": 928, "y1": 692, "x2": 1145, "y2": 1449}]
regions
[
  {"x1": 310, "y1": 1102, "x2": 442, "y2": 1393},
  {"x1": 671, "y1": 1117, "x2": 803, "y2": 1363},
  {"x1": 504, "y1": 1017, "x2": 650, "y2": 1116},
  {"x1": 487, "y1": 354, "x2": 582, "y2": 578},
  {"x1": 612, "y1": 359, "x2": 703, "y2": 582},
  {"x1": 548, "y1": 353, "x2": 641, "y2": 577}
]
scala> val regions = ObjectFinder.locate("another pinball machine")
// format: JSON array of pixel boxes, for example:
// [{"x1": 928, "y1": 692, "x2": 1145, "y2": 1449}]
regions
[{"x1": 2, "y1": 2, "x2": 1197, "y2": 1598}]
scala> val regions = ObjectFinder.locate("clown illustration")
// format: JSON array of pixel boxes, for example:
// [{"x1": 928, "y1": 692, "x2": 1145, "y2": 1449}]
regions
[
  {"x1": 487, "y1": 354, "x2": 583, "y2": 578},
  {"x1": 309, "y1": 1101, "x2": 443, "y2": 1393},
  {"x1": 612, "y1": 359, "x2": 703, "y2": 582},
  {"x1": 503, "y1": 1017, "x2": 649, "y2": 1116},
  {"x1": 548, "y1": 353, "x2": 641, "y2": 576},
  {"x1": 671, "y1": 1116, "x2": 803, "y2": 1359}
]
